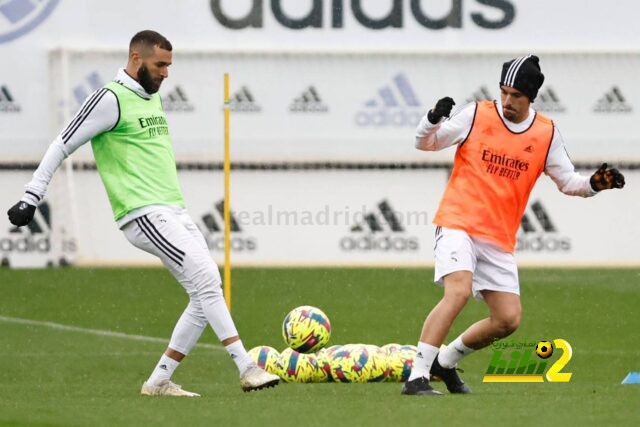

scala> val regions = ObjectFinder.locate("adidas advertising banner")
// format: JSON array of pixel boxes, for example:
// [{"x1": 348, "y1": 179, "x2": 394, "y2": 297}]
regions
[
  {"x1": 39, "y1": 49, "x2": 640, "y2": 165},
  {"x1": 0, "y1": 0, "x2": 639, "y2": 162},
  {"x1": 2, "y1": 170, "x2": 639, "y2": 267}
]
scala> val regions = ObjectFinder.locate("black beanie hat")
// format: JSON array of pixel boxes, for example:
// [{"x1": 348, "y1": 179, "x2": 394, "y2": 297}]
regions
[{"x1": 500, "y1": 55, "x2": 545, "y2": 101}]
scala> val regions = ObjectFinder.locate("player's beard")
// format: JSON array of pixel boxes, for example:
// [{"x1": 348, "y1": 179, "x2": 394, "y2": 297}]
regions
[
  {"x1": 137, "y1": 64, "x2": 163, "y2": 94},
  {"x1": 503, "y1": 106, "x2": 516, "y2": 121}
]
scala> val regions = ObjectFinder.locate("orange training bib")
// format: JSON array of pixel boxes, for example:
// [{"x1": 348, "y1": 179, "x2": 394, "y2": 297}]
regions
[{"x1": 433, "y1": 101, "x2": 554, "y2": 252}]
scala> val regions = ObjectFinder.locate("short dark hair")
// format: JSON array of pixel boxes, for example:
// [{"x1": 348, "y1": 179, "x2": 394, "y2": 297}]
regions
[{"x1": 129, "y1": 30, "x2": 172, "y2": 55}]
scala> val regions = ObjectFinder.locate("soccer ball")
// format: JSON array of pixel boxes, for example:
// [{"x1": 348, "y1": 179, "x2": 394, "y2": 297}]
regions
[
  {"x1": 282, "y1": 305, "x2": 331, "y2": 353},
  {"x1": 536, "y1": 341, "x2": 554, "y2": 359},
  {"x1": 330, "y1": 344, "x2": 387, "y2": 383},
  {"x1": 307, "y1": 352, "x2": 330, "y2": 382},
  {"x1": 330, "y1": 344, "x2": 367, "y2": 383},
  {"x1": 275, "y1": 347, "x2": 318, "y2": 383},
  {"x1": 387, "y1": 345, "x2": 416, "y2": 382},
  {"x1": 364, "y1": 345, "x2": 390, "y2": 382},
  {"x1": 315, "y1": 348, "x2": 333, "y2": 382},
  {"x1": 247, "y1": 346, "x2": 280, "y2": 376}
]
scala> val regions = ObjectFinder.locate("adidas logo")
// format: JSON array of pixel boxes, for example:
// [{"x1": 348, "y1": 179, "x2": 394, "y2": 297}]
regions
[
  {"x1": 593, "y1": 86, "x2": 632, "y2": 113},
  {"x1": 0, "y1": 85, "x2": 20, "y2": 113},
  {"x1": 1, "y1": 201, "x2": 51, "y2": 253},
  {"x1": 517, "y1": 200, "x2": 570, "y2": 252},
  {"x1": 533, "y1": 87, "x2": 566, "y2": 113},
  {"x1": 199, "y1": 200, "x2": 256, "y2": 252},
  {"x1": 354, "y1": 73, "x2": 422, "y2": 127},
  {"x1": 466, "y1": 86, "x2": 493, "y2": 103},
  {"x1": 289, "y1": 86, "x2": 328, "y2": 113},
  {"x1": 350, "y1": 200, "x2": 405, "y2": 233},
  {"x1": 524, "y1": 145, "x2": 534, "y2": 153},
  {"x1": 73, "y1": 72, "x2": 104, "y2": 106},
  {"x1": 228, "y1": 86, "x2": 261, "y2": 113},
  {"x1": 340, "y1": 200, "x2": 419, "y2": 252},
  {"x1": 162, "y1": 86, "x2": 194, "y2": 112}
]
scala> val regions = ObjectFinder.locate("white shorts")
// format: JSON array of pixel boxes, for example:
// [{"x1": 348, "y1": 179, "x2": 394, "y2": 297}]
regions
[{"x1": 434, "y1": 226, "x2": 519, "y2": 301}]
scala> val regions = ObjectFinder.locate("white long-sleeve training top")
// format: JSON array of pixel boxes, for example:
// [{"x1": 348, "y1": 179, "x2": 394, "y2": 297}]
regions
[
  {"x1": 21, "y1": 69, "x2": 151, "y2": 207},
  {"x1": 415, "y1": 102, "x2": 597, "y2": 197}
]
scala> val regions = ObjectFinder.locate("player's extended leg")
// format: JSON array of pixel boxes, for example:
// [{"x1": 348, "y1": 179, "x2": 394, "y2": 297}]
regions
[
  {"x1": 451, "y1": 290, "x2": 521, "y2": 350},
  {"x1": 402, "y1": 271, "x2": 472, "y2": 396},
  {"x1": 142, "y1": 298, "x2": 207, "y2": 396},
  {"x1": 123, "y1": 209, "x2": 279, "y2": 396},
  {"x1": 433, "y1": 290, "x2": 520, "y2": 393}
]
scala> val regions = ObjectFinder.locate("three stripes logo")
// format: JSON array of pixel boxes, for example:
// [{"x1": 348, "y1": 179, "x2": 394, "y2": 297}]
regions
[
  {"x1": 593, "y1": 86, "x2": 632, "y2": 113},
  {"x1": 340, "y1": 200, "x2": 419, "y2": 252},
  {"x1": 466, "y1": 86, "x2": 493, "y2": 103},
  {"x1": 533, "y1": 87, "x2": 566, "y2": 113},
  {"x1": 228, "y1": 86, "x2": 261, "y2": 113},
  {"x1": 517, "y1": 200, "x2": 570, "y2": 252},
  {"x1": 199, "y1": 200, "x2": 256, "y2": 252},
  {"x1": 162, "y1": 86, "x2": 194, "y2": 112},
  {"x1": 62, "y1": 84, "x2": 110, "y2": 146},
  {"x1": 0, "y1": 85, "x2": 20, "y2": 112},
  {"x1": 135, "y1": 214, "x2": 185, "y2": 267},
  {"x1": 1, "y1": 201, "x2": 51, "y2": 253},
  {"x1": 289, "y1": 86, "x2": 328, "y2": 113},
  {"x1": 354, "y1": 73, "x2": 422, "y2": 127}
]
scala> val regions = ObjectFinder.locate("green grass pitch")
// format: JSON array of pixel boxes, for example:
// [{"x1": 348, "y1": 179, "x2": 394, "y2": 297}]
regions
[{"x1": 1, "y1": 267, "x2": 639, "y2": 426}]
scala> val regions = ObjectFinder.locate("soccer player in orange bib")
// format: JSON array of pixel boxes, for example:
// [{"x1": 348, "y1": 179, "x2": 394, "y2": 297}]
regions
[{"x1": 401, "y1": 55, "x2": 625, "y2": 396}]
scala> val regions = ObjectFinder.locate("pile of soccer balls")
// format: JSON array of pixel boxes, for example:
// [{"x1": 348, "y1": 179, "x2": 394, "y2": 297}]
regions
[{"x1": 248, "y1": 305, "x2": 417, "y2": 383}]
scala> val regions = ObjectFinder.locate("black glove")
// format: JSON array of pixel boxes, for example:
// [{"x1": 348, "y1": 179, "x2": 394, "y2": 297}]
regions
[
  {"x1": 590, "y1": 163, "x2": 625, "y2": 191},
  {"x1": 427, "y1": 97, "x2": 456, "y2": 124},
  {"x1": 7, "y1": 201, "x2": 36, "y2": 227}
]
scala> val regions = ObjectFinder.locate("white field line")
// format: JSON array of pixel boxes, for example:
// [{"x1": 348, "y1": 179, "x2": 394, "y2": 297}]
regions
[{"x1": 0, "y1": 315, "x2": 224, "y2": 351}]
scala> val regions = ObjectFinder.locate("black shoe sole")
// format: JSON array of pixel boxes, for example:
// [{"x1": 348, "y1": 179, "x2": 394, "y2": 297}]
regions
[
  {"x1": 242, "y1": 379, "x2": 280, "y2": 392},
  {"x1": 449, "y1": 385, "x2": 472, "y2": 394}
]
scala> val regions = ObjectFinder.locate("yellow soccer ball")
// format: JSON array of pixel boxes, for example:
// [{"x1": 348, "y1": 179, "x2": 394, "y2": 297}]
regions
[
  {"x1": 247, "y1": 346, "x2": 280, "y2": 376},
  {"x1": 536, "y1": 341, "x2": 554, "y2": 359},
  {"x1": 330, "y1": 344, "x2": 365, "y2": 383},
  {"x1": 314, "y1": 348, "x2": 333, "y2": 382},
  {"x1": 282, "y1": 306, "x2": 332, "y2": 353},
  {"x1": 364, "y1": 345, "x2": 390, "y2": 382},
  {"x1": 387, "y1": 345, "x2": 417, "y2": 382},
  {"x1": 276, "y1": 347, "x2": 318, "y2": 383}
]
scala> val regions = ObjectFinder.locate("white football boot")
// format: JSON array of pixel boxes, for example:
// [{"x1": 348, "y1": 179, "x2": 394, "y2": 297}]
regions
[
  {"x1": 140, "y1": 379, "x2": 201, "y2": 397},
  {"x1": 240, "y1": 364, "x2": 280, "y2": 392}
]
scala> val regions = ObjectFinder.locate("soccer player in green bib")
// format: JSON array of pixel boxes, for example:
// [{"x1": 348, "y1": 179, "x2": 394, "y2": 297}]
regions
[{"x1": 6, "y1": 30, "x2": 279, "y2": 396}]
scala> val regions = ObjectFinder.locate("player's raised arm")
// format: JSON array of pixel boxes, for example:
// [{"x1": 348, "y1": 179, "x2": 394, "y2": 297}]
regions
[
  {"x1": 6, "y1": 89, "x2": 119, "y2": 227},
  {"x1": 544, "y1": 127, "x2": 625, "y2": 196},
  {"x1": 415, "y1": 98, "x2": 474, "y2": 152}
]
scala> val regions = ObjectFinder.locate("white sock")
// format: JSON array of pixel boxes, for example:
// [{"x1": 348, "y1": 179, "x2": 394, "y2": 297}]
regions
[
  {"x1": 147, "y1": 354, "x2": 180, "y2": 386},
  {"x1": 408, "y1": 342, "x2": 440, "y2": 381},
  {"x1": 225, "y1": 340, "x2": 254, "y2": 374},
  {"x1": 437, "y1": 335, "x2": 475, "y2": 369}
]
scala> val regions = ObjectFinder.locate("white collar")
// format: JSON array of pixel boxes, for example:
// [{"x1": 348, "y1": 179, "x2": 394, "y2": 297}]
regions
[
  {"x1": 114, "y1": 68, "x2": 152, "y2": 100},
  {"x1": 496, "y1": 101, "x2": 536, "y2": 133}
]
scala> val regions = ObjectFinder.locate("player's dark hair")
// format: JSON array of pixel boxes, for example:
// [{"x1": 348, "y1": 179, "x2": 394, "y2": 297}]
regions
[{"x1": 129, "y1": 30, "x2": 172, "y2": 54}]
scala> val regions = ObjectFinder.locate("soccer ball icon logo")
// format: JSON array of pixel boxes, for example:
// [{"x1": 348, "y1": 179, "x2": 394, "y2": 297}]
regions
[{"x1": 535, "y1": 341, "x2": 554, "y2": 359}]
